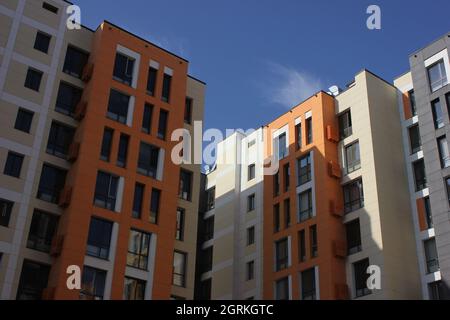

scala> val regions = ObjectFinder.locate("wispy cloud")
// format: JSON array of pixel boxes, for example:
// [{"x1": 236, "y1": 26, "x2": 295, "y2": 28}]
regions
[{"x1": 262, "y1": 62, "x2": 323, "y2": 108}]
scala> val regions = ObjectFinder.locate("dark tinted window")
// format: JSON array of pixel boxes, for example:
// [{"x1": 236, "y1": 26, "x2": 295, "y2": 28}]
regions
[
  {"x1": 16, "y1": 260, "x2": 50, "y2": 300},
  {"x1": 24, "y1": 68, "x2": 43, "y2": 91},
  {"x1": 63, "y1": 46, "x2": 89, "y2": 78},
  {"x1": 0, "y1": 199, "x2": 13, "y2": 227},
  {"x1": 162, "y1": 73, "x2": 172, "y2": 103},
  {"x1": 346, "y1": 219, "x2": 362, "y2": 255},
  {"x1": 46, "y1": 122, "x2": 75, "y2": 159},
  {"x1": 100, "y1": 128, "x2": 114, "y2": 161},
  {"x1": 37, "y1": 164, "x2": 67, "y2": 203},
  {"x1": 339, "y1": 110, "x2": 352, "y2": 140},
  {"x1": 185, "y1": 98, "x2": 193, "y2": 124},
  {"x1": 137, "y1": 142, "x2": 160, "y2": 178},
  {"x1": 27, "y1": 210, "x2": 59, "y2": 253},
  {"x1": 343, "y1": 178, "x2": 364, "y2": 214},
  {"x1": 117, "y1": 134, "x2": 129, "y2": 168},
  {"x1": 146, "y1": 67, "x2": 157, "y2": 96},
  {"x1": 14, "y1": 108, "x2": 34, "y2": 133},
  {"x1": 93, "y1": 171, "x2": 119, "y2": 211},
  {"x1": 142, "y1": 103, "x2": 153, "y2": 134},
  {"x1": 107, "y1": 90, "x2": 129, "y2": 124},
  {"x1": 34, "y1": 31, "x2": 51, "y2": 54},
  {"x1": 4, "y1": 152, "x2": 24, "y2": 178},
  {"x1": 55, "y1": 82, "x2": 82, "y2": 116},
  {"x1": 157, "y1": 109, "x2": 168, "y2": 140},
  {"x1": 150, "y1": 188, "x2": 161, "y2": 224},
  {"x1": 113, "y1": 53, "x2": 135, "y2": 86},
  {"x1": 132, "y1": 183, "x2": 145, "y2": 219},
  {"x1": 354, "y1": 258, "x2": 371, "y2": 297},
  {"x1": 301, "y1": 268, "x2": 316, "y2": 300},
  {"x1": 179, "y1": 169, "x2": 192, "y2": 201},
  {"x1": 86, "y1": 217, "x2": 113, "y2": 260},
  {"x1": 80, "y1": 266, "x2": 106, "y2": 300}
]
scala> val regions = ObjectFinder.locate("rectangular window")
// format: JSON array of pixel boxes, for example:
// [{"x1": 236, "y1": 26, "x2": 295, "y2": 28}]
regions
[
  {"x1": 113, "y1": 52, "x2": 135, "y2": 86},
  {"x1": 37, "y1": 164, "x2": 67, "y2": 204},
  {"x1": 100, "y1": 128, "x2": 114, "y2": 161},
  {"x1": 132, "y1": 183, "x2": 145, "y2": 219},
  {"x1": 339, "y1": 110, "x2": 352, "y2": 140},
  {"x1": 80, "y1": 266, "x2": 106, "y2": 300},
  {"x1": 55, "y1": 82, "x2": 82, "y2": 116},
  {"x1": 284, "y1": 163, "x2": 290, "y2": 192},
  {"x1": 4, "y1": 152, "x2": 24, "y2": 178},
  {"x1": 273, "y1": 204, "x2": 280, "y2": 233},
  {"x1": 200, "y1": 246, "x2": 213, "y2": 274},
  {"x1": 306, "y1": 117, "x2": 313, "y2": 144},
  {"x1": 298, "y1": 230, "x2": 306, "y2": 262},
  {"x1": 93, "y1": 171, "x2": 119, "y2": 211},
  {"x1": 278, "y1": 133, "x2": 287, "y2": 159},
  {"x1": 247, "y1": 194, "x2": 255, "y2": 212},
  {"x1": 179, "y1": 169, "x2": 193, "y2": 201},
  {"x1": 46, "y1": 122, "x2": 75, "y2": 159},
  {"x1": 150, "y1": 188, "x2": 161, "y2": 224},
  {"x1": 284, "y1": 198, "x2": 291, "y2": 229},
  {"x1": 346, "y1": 219, "x2": 362, "y2": 255},
  {"x1": 185, "y1": 97, "x2": 193, "y2": 124},
  {"x1": 24, "y1": 68, "x2": 43, "y2": 91},
  {"x1": 0, "y1": 199, "x2": 13, "y2": 227},
  {"x1": 431, "y1": 99, "x2": 444, "y2": 129},
  {"x1": 275, "y1": 277, "x2": 289, "y2": 300},
  {"x1": 42, "y1": 2, "x2": 58, "y2": 13},
  {"x1": 297, "y1": 153, "x2": 311, "y2": 186},
  {"x1": 427, "y1": 59, "x2": 448, "y2": 92},
  {"x1": 137, "y1": 142, "x2": 160, "y2": 178},
  {"x1": 123, "y1": 277, "x2": 146, "y2": 300},
  {"x1": 173, "y1": 251, "x2": 187, "y2": 287},
  {"x1": 147, "y1": 67, "x2": 157, "y2": 96},
  {"x1": 413, "y1": 159, "x2": 427, "y2": 191},
  {"x1": 15, "y1": 108, "x2": 34, "y2": 133},
  {"x1": 408, "y1": 90, "x2": 417, "y2": 116},
  {"x1": 408, "y1": 125, "x2": 421, "y2": 154},
  {"x1": 34, "y1": 31, "x2": 51, "y2": 54},
  {"x1": 162, "y1": 73, "x2": 172, "y2": 103},
  {"x1": 27, "y1": 210, "x2": 58, "y2": 253},
  {"x1": 86, "y1": 217, "x2": 113, "y2": 260},
  {"x1": 176, "y1": 208, "x2": 185, "y2": 241},
  {"x1": 310, "y1": 225, "x2": 318, "y2": 258},
  {"x1": 157, "y1": 109, "x2": 169, "y2": 140},
  {"x1": 127, "y1": 229, "x2": 151, "y2": 270},
  {"x1": 345, "y1": 141, "x2": 361, "y2": 174},
  {"x1": 424, "y1": 238, "x2": 439, "y2": 274},
  {"x1": 424, "y1": 197, "x2": 433, "y2": 229},
  {"x1": 437, "y1": 136, "x2": 450, "y2": 168},
  {"x1": 295, "y1": 123, "x2": 302, "y2": 150},
  {"x1": 207, "y1": 187, "x2": 215, "y2": 211},
  {"x1": 203, "y1": 216, "x2": 214, "y2": 242},
  {"x1": 107, "y1": 90, "x2": 129, "y2": 124},
  {"x1": 247, "y1": 226, "x2": 255, "y2": 246},
  {"x1": 248, "y1": 164, "x2": 256, "y2": 181},
  {"x1": 246, "y1": 261, "x2": 255, "y2": 281},
  {"x1": 343, "y1": 178, "x2": 364, "y2": 214},
  {"x1": 275, "y1": 238, "x2": 289, "y2": 271},
  {"x1": 63, "y1": 46, "x2": 89, "y2": 79},
  {"x1": 248, "y1": 140, "x2": 256, "y2": 148},
  {"x1": 428, "y1": 281, "x2": 444, "y2": 300},
  {"x1": 16, "y1": 260, "x2": 50, "y2": 300},
  {"x1": 353, "y1": 258, "x2": 371, "y2": 298},
  {"x1": 142, "y1": 103, "x2": 153, "y2": 134},
  {"x1": 301, "y1": 268, "x2": 316, "y2": 300},
  {"x1": 298, "y1": 189, "x2": 313, "y2": 222},
  {"x1": 274, "y1": 172, "x2": 280, "y2": 197},
  {"x1": 117, "y1": 134, "x2": 129, "y2": 168}
]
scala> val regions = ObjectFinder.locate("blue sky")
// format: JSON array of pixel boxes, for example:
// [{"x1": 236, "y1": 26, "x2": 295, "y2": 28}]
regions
[{"x1": 73, "y1": 0, "x2": 450, "y2": 134}]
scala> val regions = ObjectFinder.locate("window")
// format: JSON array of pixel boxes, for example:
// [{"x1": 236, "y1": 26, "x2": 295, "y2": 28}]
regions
[
  {"x1": 437, "y1": 136, "x2": 450, "y2": 168},
  {"x1": 207, "y1": 187, "x2": 215, "y2": 211},
  {"x1": 247, "y1": 194, "x2": 255, "y2": 212},
  {"x1": 24, "y1": 68, "x2": 43, "y2": 91},
  {"x1": 295, "y1": 123, "x2": 302, "y2": 150},
  {"x1": 34, "y1": 31, "x2": 51, "y2": 54},
  {"x1": 346, "y1": 219, "x2": 362, "y2": 255},
  {"x1": 203, "y1": 216, "x2": 214, "y2": 242},
  {"x1": 248, "y1": 140, "x2": 256, "y2": 148},
  {"x1": 247, "y1": 226, "x2": 255, "y2": 246},
  {"x1": 275, "y1": 277, "x2": 289, "y2": 300},
  {"x1": 273, "y1": 204, "x2": 280, "y2": 233},
  {"x1": 297, "y1": 153, "x2": 311, "y2": 186},
  {"x1": 408, "y1": 90, "x2": 417, "y2": 116},
  {"x1": 343, "y1": 178, "x2": 364, "y2": 214},
  {"x1": 446, "y1": 177, "x2": 450, "y2": 207},
  {"x1": 107, "y1": 90, "x2": 129, "y2": 124},
  {"x1": 146, "y1": 67, "x2": 157, "y2": 96},
  {"x1": 200, "y1": 246, "x2": 213, "y2": 274},
  {"x1": 275, "y1": 238, "x2": 289, "y2": 271},
  {"x1": 284, "y1": 163, "x2": 290, "y2": 192},
  {"x1": 274, "y1": 172, "x2": 280, "y2": 197},
  {"x1": 150, "y1": 188, "x2": 161, "y2": 224},
  {"x1": 427, "y1": 59, "x2": 448, "y2": 92},
  {"x1": 298, "y1": 230, "x2": 306, "y2": 262},
  {"x1": 428, "y1": 281, "x2": 444, "y2": 300},
  {"x1": 14, "y1": 108, "x2": 34, "y2": 133},
  {"x1": 46, "y1": 122, "x2": 75, "y2": 159},
  {"x1": 27, "y1": 210, "x2": 58, "y2": 253},
  {"x1": 157, "y1": 109, "x2": 169, "y2": 140},
  {"x1": 117, "y1": 134, "x2": 129, "y2": 167},
  {"x1": 248, "y1": 164, "x2": 256, "y2": 181},
  {"x1": 0, "y1": 199, "x2": 13, "y2": 227},
  {"x1": 408, "y1": 125, "x2": 421, "y2": 154},
  {"x1": 137, "y1": 142, "x2": 160, "y2": 178},
  {"x1": 306, "y1": 117, "x2": 313, "y2": 144},
  {"x1": 162, "y1": 73, "x2": 172, "y2": 103},
  {"x1": 185, "y1": 97, "x2": 193, "y2": 124},
  {"x1": 339, "y1": 110, "x2": 352, "y2": 140},
  {"x1": 93, "y1": 171, "x2": 119, "y2": 211},
  {"x1": 37, "y1": 164, "x2": 67, "y2": 203},
  {"x1": 424, "y1": 238, "x2": 439, "y2": 274},
  {"x1": 301, "y1": 268, "x2": 316, "y2": 300},
  {"x1": 100, "y1": 128, "x2": 114, "y2": 161},
  {"x1": 42, "y1": 2, "x2": 58, "y2": 13},
  {"x1": 86, "y1": 217, "x2": 113, "y2": 260},
  {"x1": 345, "y1": 141, "x2": 361, "y2": 174},
  {"x1": 179, "y1": 169, "x2": 193, "y2": 201},
  {"x1": 16, "y1": 260, "x2": 50, "y2": 300},
  {"x1": 4, "y1": 152, "x2": 24, "y2": 178},
  {"x1": 284, "y1": 199, "x2": 291, "y2": 228},
  {"x1": 142, "y1": 103, "x2": 153, "y2": 134},
  {"x1": 127, "y1": 229, "x2": 151, "y2": 270},
  {"x1": 310, "y1": 225, "x2": 318, "y2": 258},
  {"x1": 176, "y1": 208, "x2": 185, "y2": 241},
  {"x1": 113, "y1": 52, "x2": 135, "y2": 86},
  {"x1": 413, "y1": 159, "x2": 427, "y2": 191},
  {"x1": 173, "y1": 251, "x2": 187, "y2": 287},
  {"x1": 431, "y1": 99, "x2": 444, "y2": 129},
  {"x1": 63, "y1": 46, "x2": 89, "y2": 78},
  {"x1": 132, "y1": 183, "x2": 144, "y2": 219},
  {"x1": 123, "y1": 277, "x2": 146, "y2": 300},
  {"x1": 278, "y1": 133, "x2": 287, "y2": 159},
  {"x1": 353, "y1": 258, "x2": 371, "y2": 298},
  {"x1": 80, "y1": 266, "x2": 106, "y2": 300},
  {"x1": 55, "y1": 82, "x2": 82, "y2": 116},
  {"x1": 246, "y1": 261, "x2": 255, "y2": 281},
  {"x1": 298, "y1": 189, "x2": 313, "y2": 222},
  {"x1": 424, "y1": 197, "x2": 433, "y2": 229}
]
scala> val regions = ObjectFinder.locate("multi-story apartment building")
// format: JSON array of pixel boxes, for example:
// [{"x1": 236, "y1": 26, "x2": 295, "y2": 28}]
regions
[
  {"x1": 394, "y1": 32, "x2": 450, "y2": 300},
  {"x1": 0, "y1": 0, "x2": 204, "y2": 300}
]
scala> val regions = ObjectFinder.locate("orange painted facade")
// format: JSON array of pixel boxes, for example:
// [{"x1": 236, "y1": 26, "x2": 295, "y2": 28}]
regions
[{"x1": 263, "y1": 92, "x2": 347, "y2": 299}]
